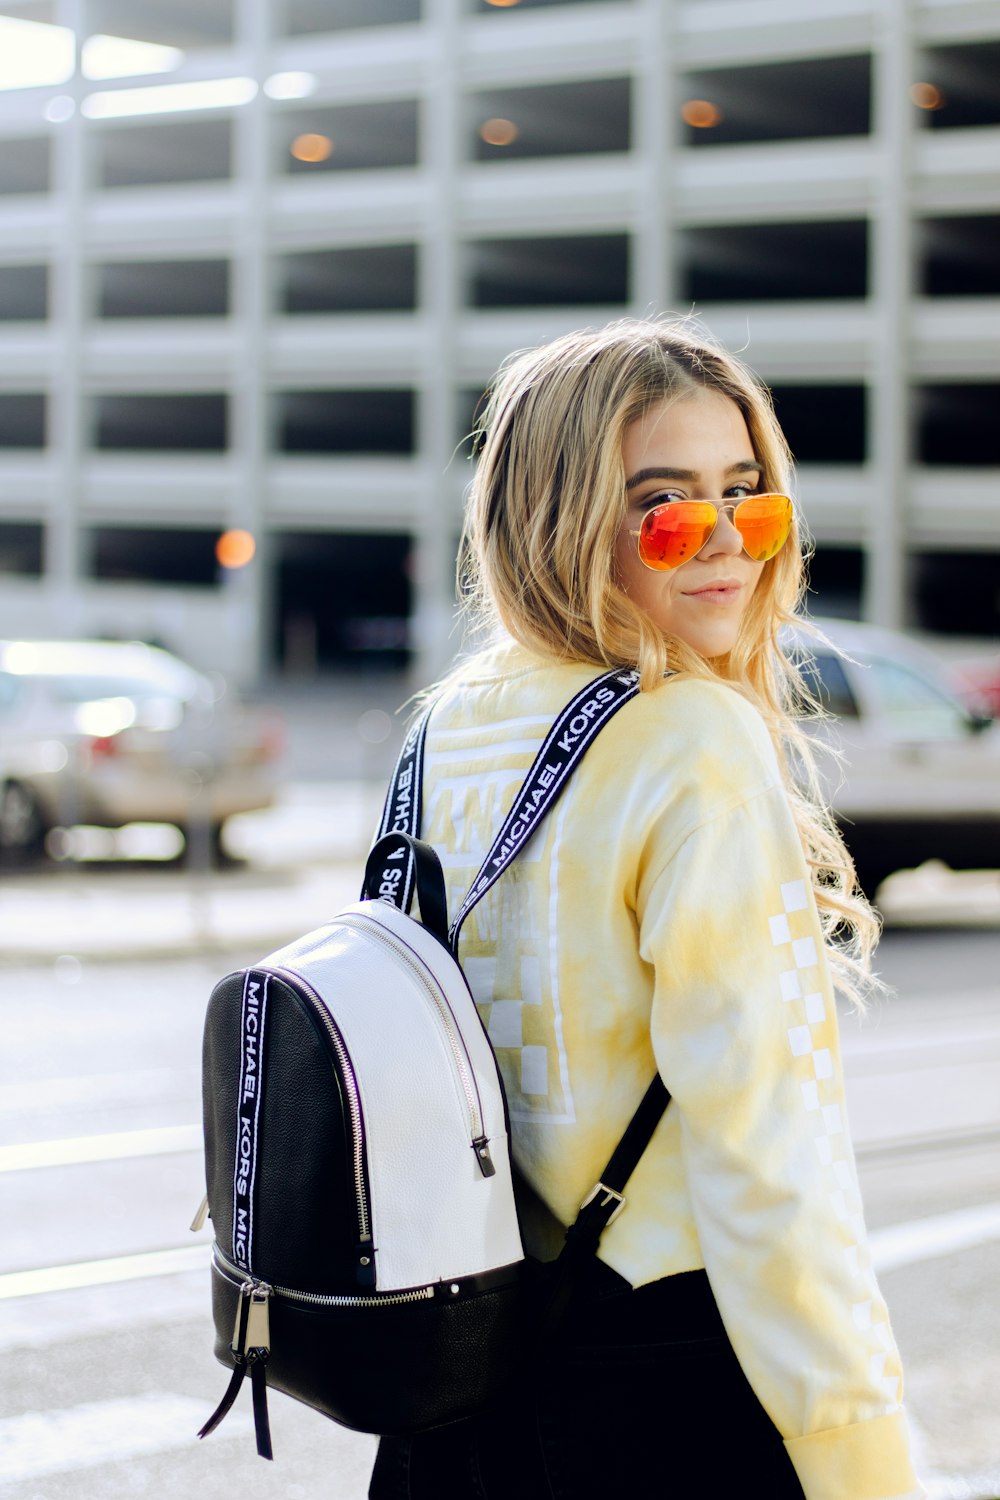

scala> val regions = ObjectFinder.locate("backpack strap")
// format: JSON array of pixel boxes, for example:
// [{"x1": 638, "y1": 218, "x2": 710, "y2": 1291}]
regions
[{"x1": 371, "y1": 665, "x2": 643, "y2": 953}]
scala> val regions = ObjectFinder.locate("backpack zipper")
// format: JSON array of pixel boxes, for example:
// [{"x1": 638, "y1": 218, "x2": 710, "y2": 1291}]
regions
[
  {"x1": 335, "y1": 911, "x2": 496, "y2": 1177},
  {"x1": 214, "y1": 1246, "x2": 435, "y2": 1308},
  {"x1": 268, "y1": 965, "x2": 375, "y2": 1284}
]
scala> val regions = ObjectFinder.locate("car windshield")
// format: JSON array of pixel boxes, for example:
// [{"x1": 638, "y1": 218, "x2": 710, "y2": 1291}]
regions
[
  {"x1": 867, "y1": 657, "x2": 972, "y2": 740},
  {"x1": 794, "y1": 652, "x2": 860, "y2": 719},
  {"x1": 47, "y1": 674, "x2": 189, "y2": 705}
]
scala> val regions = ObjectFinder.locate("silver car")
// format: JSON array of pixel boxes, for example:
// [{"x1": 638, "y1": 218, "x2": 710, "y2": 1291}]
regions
[
  {"x1": 792, "y1": 620, "x2": 999, "y2": 893},
  {"x1": 0, "y1": 639, "x2": 281, "y2": 862}
]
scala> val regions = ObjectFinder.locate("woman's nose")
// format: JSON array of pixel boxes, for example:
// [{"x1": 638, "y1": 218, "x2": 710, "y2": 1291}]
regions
[{"x1": 699, "y1": 505, "x2": 744, "y2": 559}]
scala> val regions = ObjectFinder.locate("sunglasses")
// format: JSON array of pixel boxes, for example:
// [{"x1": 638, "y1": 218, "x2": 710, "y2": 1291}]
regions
[{"x1": 630, "y1": 493, "x2": 793, "y2": 571}]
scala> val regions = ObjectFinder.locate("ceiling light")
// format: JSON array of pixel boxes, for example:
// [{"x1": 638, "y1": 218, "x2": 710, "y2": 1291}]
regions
[
  {"x1": 910, "y1": 82, "x2": 945, "y2": 111},
  {"x1": 81, "y1": 34, "x2": 183, "y2": 81},
  {"x1": 290, "y1": 132, "x2": 334, "y2": 163},
  {"x1": 681, "y1": 99, "x2": 723, "y2": 129},
  {"x1": 479, "y1": 117, "x2": 518, "y2": 147},
  {"x1": 264, "y1": 71, "x2": 318, "y2": 101},
  {"x1": 216, "y1": 530, "x2": 256, "y2": 570},
  {"x1": 44, "y1": 95, "x2": 75, "y2": 122},
  {"x1": 0, "y1": 17, "x2": 74, "y2": 91},
  {"x1": 82, "y1": 77, "x2": 258, "y2": 118}
]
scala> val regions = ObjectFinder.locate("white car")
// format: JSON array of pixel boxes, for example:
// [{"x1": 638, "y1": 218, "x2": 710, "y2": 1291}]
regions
[
  {"x1": 791, "y1": 619, "x2": 999, "y2": 893},
  {"x1": 0, "y1": 639, "x2": 281, "y2": 862}
]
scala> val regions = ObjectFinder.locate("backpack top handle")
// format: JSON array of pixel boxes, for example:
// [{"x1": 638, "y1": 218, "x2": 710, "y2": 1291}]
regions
[{"x1": 362, "y1": 833, "x2": 450, "y2": 949}]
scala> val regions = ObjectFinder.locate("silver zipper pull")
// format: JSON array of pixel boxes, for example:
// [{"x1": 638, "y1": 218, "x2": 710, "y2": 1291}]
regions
[
  {"x1": 245, "y1": 1285, "x2": 271, "y2": 1353},
  {"x1": 232, "y1": 1281, "x2": 272, "y2": 1357},
  {"x1": 190, "y1": 1193, "x2": 209, "y2": 1232}
]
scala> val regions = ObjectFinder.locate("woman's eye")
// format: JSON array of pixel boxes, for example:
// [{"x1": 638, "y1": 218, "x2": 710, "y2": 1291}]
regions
[
  {"x1": 726, "y1": 483, "x2": 758, "y2": 500},
  {"x1": 640, "y1": 491, "x2": 686, "y2": 509}
]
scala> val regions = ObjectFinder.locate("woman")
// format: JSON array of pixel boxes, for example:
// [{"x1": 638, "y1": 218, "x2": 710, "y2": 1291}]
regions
[{"x1": 370, "y1": 319, "x2": 925, "y2": 1499}]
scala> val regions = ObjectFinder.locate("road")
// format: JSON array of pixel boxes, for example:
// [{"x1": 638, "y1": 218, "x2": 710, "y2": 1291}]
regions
[{"x1": 0, "y1": 835, "x2": 998, "y2": 1496}]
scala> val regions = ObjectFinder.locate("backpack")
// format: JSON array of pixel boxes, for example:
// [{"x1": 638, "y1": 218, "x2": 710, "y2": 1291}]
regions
[{"x1": 196, "y1": 666, "x2": 669, "y2": 1459}]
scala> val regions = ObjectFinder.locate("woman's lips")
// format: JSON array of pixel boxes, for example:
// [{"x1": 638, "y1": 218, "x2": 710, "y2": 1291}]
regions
[{"x1": 683, "y1": 579, "x2": 744, "y2": 603}]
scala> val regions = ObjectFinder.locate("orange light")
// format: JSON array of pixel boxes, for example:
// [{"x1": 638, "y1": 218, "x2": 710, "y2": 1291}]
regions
[
  {"x1": 479, "y1": 116, "x2": 519, "y2": 147},
  {"x1": 216, "y1": 529, "x2": 256, "y2": 569},
  {"x1": 910, "y1": 82, "x2": 945, "y2": 111},
  {"x1": 484, "y1": 0, "x2": 522, "y2": 7},
  {"x1": 681, "y1": 99, "x2": 723, "y2": 129},
  {"x1": 290, "y1": 132, "x2": 334, "y2": 163}
]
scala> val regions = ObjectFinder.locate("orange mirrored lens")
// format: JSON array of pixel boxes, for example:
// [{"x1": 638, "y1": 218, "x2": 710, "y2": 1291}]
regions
[
  {"x1": 637, "y1": 494, "x2": 792, "y2": 569},
  {"x1": 733, "y1": 494, "x2": 792, "y2": 561},
  {"x1": 637, "y1": 502, "x2": 718, "y2": 569}
]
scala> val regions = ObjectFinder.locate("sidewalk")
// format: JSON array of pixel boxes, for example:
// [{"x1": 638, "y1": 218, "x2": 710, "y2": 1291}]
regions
[{"x1": 1, "y1": 846, "x2": 998, "y2": 966}]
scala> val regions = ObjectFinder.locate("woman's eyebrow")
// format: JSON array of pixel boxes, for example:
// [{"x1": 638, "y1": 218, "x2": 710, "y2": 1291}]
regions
[{"x1": 625, "y1": 460, "x2": 764, "y2": 492}]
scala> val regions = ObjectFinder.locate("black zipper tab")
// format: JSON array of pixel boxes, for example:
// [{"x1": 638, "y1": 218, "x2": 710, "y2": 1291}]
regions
[
  {"x1": 202, "y1": 1280, "x2": 273, "y2": 1459},
  {"x1": 356, "y1": 1237, "x2": 377, "y2": 1289},
  {"x1": 472, "y1": 1136, "x2": 496, "y2": 1178}
]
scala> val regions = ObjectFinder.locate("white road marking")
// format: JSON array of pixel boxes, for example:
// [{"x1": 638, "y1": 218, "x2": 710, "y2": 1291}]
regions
[
  {"x1": 1, "y1": 1200, "x2": 997, "y2": 1310},
  {"x1": 0, "y1": 1392, "x2": 248, "y2": 1481},
  {"x1": 869, "y1": 1202, "x2": 1000, "y2": 1274},
  {"x1": 0, "y1": 1067, "x2": 190, "y2": 1117},
  {"x1": 0, "y1": 1124, "x2": 202, "y2": 1173},
  {"x1": 0, "y1": 1244, "x2": 210, "y2": 1301}
]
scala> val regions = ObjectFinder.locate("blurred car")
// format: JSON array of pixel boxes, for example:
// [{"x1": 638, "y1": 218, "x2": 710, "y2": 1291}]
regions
[
  {"x1": 0, "y1": 639, "x2": 282, "y2": 862},
  {"x1": 791, "y1": 620, "x2": 999, "y2": 894},
  {"x1": 950, "y1": 654, "x2": 1000, "y2": 720}
]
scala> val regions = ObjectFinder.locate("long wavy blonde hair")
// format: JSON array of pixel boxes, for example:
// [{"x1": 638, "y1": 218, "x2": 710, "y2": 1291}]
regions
[{"x1": 460, "y1": 316, "x2": 878, "y2": 1004}]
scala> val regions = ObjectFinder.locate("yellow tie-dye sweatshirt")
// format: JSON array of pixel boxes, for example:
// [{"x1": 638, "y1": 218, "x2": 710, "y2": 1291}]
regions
[{"x1": 420, "y1": 638, "x2": 924, "y2": 1500}]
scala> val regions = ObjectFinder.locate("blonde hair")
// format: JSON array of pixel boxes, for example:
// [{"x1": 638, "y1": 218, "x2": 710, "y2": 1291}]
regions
[{"x1": 460, "y1": 316, "x2": 878, "y2": 1005}]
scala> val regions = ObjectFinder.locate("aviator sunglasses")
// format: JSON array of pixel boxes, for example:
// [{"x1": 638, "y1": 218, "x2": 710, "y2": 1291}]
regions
[{"x1": 630, "y1": 493, "x2": 794, "y2": 571}]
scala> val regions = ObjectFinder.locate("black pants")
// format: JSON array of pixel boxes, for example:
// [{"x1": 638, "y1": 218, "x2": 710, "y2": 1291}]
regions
[{"x1": 368, "y1": 1267, "x2": 804, "y2": 1499}]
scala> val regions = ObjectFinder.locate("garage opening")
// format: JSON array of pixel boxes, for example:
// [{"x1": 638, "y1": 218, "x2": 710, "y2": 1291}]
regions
[
  {"x1": 284, "y1": 0, "x2": 421, "y2": 31},
  {"x1": 279, "y1": 100, "x2": 419, "y2": 174},
  {"x1": 279, "y1": 245, "x2": 417, "y2": 313},
  {"x1": 679, "y1": 221, "x2": 868, "y2": 302},
  {"x1": 96, "y1": 259, "x2": 231, "y2": 318},
  {"x1": 97, "y1": 119, "x2": 233, "y2": 188},
  {"x1": 94, "y1": 393, "x2": 228, "y2": 451},
  {"x1": 805, "y1": 546, "x2": 864, "y2": 620},
  {"x1": 88, "y1": 526, "x2": 219, "y2": 586},
  {"x1": 276, "y1": 389, "x2": 414, "y2": 454},
  {"x1": 0, "y1": 393, "x2": 46, "y2": 448},
  {"x1": 0, "y1": 137, "x2": 50, "y2": 195},
  {"x1": 468, "y1": 77, "x2": 630, "y2": 161},
  {"x1": 0, "y1": 521, "x2": 44, "y2": 576},
  {"x1": 916, "y1": 552, "x2": 1000, "y2": 636},
  {"x1": 916, "y1": 41, "x2": 1000, "y2": 130},
  {"x1": 273, "y1": 530, "x2": 412, "y2": 672},
  {"x1": 469, "y1": 233, "x2": 629, "y2": 307},
  {"x1": 919, "y1": 215, "x2": 1000, "y2": 296},
  {"x1": 769, "y1": 385, "x2": 866, "y2": 465},
  {"x1": 917, "y1": 384, "x2": 1000, "y2": 465},
  {"x1": 681, "y1": 54, "x2": 871, "y2": 147},
  {"x1": 0, "y1": 265, "x2": 48, "y2": 321}
]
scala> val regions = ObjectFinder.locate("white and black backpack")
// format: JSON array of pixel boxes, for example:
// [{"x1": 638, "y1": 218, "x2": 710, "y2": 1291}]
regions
[{"x1": 196, "y1": 668, "x2": 669, "y2": 1458}]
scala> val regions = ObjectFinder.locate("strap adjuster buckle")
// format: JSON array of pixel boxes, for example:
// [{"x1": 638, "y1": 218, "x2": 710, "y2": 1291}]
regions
[{"x1": 580, "y1": 1182, "x2": 626, "y2": 1226}]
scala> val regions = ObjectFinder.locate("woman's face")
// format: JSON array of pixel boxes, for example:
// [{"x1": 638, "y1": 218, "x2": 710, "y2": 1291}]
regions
[{"x1": 615, "y1": 390, "x2": 767, "y2": 658}]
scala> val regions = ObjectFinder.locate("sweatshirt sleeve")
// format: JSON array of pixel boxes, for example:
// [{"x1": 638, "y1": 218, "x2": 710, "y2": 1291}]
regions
[{"x1": 636, "y1": 707, "x2": 925, "y2": 1500}]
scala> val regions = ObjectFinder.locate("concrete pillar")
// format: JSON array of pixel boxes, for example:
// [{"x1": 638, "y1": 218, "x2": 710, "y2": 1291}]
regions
[
  {"x1": 412, "y1": 0, "x2": 464, "y2": 689},
  {"x1": 47, "y1": 0, "x2": 87, "y2": 636},
  {"x1": 631, "y1": 0, "x2": 676, "y2": 315},
  {"x1": 865, "y1": 0, "x2": 914, "y2": 629},
  {"x1": 227, "y1": 0, "x2": 273, "y2": 685}
]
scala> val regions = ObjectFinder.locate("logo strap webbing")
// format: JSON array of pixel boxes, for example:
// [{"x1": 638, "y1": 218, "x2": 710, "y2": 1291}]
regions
[
  {"x1": 447, "y1": 668, "x2": 639, "y2": 948},
  {"x1": 373, "y1": 668, "x2": 641, "y2": 938},
  {"x1": 232, "y1": 970, "x2": 269, "y2": 1274},
  {"x1": 375, "y1": 704, "x2": 432, "y2": 916}
]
